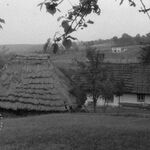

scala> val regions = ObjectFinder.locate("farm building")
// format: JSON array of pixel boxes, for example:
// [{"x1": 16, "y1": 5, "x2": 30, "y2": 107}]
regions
[
  {"x1": 64, "y1": 62, "x2": 150, "y2": 108},
  {"x1": 86, "y1": 63, "x2": 150, "y2": 107},
  {"x1": 112, "y1": 47, "x2": 127, "y2": 53},
  {"x1": 0, "y1": 54, "x2": 77, "y2": 112}
]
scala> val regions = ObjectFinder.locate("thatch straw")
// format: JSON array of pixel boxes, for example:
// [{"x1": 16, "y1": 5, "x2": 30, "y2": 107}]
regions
[{"x1": 0, "y1": 54, "x2": 77, "y2": 112}]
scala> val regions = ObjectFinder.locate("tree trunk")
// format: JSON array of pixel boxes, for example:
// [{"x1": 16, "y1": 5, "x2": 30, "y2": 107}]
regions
[
  {"x1": 93, "y1": 97, "x2": 97, "y2": 113},
  {"x1": 103, "y1": 99, "x2": 107, "y2": 113},
  {"x1": 119, "y1": 96, "x2": 120, "y2": 107},
  {"x1": 117, "y1": 96, "x2": 121, "y2": 114}
]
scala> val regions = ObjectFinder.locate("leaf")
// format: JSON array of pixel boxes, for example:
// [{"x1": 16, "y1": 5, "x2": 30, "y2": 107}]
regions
[
  {"x1": 55, "y1": 37, "x2": 61, "y2": 42},
  {"x1": 139, "y1": 8, "x2": 150, "y2": 13},
  {"x1": 87, "y1": 20, "x2": 94, "y2": 24},
  {"x1": 37, "y1": 2, "x2": 44, "y2": 11},
  {"x1": 83, "y1": 23, "x2": 88, "y2": 27},
  {"x1": 129, "y1": 0, "x2": 136, "y2": 7},
  {"x1": 120, "y1": 0, "x2": 124, "y2": 5},
  {"x1": 62, "y1": 39, "x2": 72, "y2": 49},
  {"x1": 51, "y1": 43, "x2": 59, "y2": 54},
  {"x1": 57, "y1": 8, "x2": 61, "y2": 12},
  {"x1": 45, "y1": 3, "x2": 57, "y2": 15},
  {"x1": 0, "y1": 24, "x2": 3, "y2": 29},
  {"x1": 0, "y1": 18, "x2": 5, "y2": 24},
  {"x1": 67, "y1": 36, "x2": 77, "y2": 40},
  {"x1": 57, "y1": 16, "x2": 64, "y2": 22},
  {"x1": 64, "y1": 26, "x2": 75, "y2": 34}
]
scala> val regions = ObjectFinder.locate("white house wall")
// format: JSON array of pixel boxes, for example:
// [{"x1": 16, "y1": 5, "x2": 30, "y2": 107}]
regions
[
  {"x1": 145, "y1": 95, "x2": 150, "y2": 104},
  {"x1": 86, "y1": 96, "x2": 118, "y2": 106},
  {"x1": 86, "y1": 94, "x2": 150, "y2": 107},
  {"x1": 120, "y1": 94, "x2": 137, "y2": 104},
  {"x1": 120, "y1": 94, "x2": 150, "y2": 104}
]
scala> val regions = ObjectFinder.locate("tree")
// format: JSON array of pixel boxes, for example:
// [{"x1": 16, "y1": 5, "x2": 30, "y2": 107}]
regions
[
  {"x1": 139, "y1": 45, "x2": 150, "y2": 64},
  {"x1": 114, "y1": 79, "x2": 125, "y2": 112},
  {"x1": 135, "y1": 34, "x2": 142, "y2": 44},
  {"x1": 101, "y1": 79, "x2": 114, "y2": 112},
  {"x1": 0, "y1": 49, "x2": 13, "y2": 72},
  {"x1": 69, "y1": 86, "x2": 87, "y2": 110},
  {"x1": 74, "y1": 48, "x2": 112, "y2": 112},
  {"x1": 43, "y1": 38, "x2": 51, "y2": 53}
]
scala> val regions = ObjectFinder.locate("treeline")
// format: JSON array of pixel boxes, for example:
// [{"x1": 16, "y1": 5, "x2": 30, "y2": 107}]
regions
[{"x1": 84, "y1": 33, "x2": 150, "y2": 47}]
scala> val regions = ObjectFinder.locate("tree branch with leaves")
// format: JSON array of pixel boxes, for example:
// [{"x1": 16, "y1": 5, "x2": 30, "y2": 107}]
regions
[
  {"x1": 37, "y1": 0, "x2": 150, "y2": 52},
  {"x1": 0, "y1": 18, "x2": 5, "y2": 29}
]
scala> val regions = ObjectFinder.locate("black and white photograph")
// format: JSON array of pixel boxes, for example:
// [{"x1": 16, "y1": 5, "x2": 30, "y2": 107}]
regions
[{"x1": 0, "y1": 0, "x2": 150, "y2": 149}]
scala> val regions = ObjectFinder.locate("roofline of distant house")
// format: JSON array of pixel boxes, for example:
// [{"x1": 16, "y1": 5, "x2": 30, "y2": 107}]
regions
[{"x1": 122, "y1": 92, "x2": 150, "y2": 95}]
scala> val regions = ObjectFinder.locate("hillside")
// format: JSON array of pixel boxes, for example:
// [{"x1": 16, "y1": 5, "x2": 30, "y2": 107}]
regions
[
  {"x1": 52, "y1": 44, "x2": 143, "y2": 67},
  {"x1": 0, "y1": 43, "x2": 143, "y2": 65},
  {"x1": 0, "y1": 44, "x2": 43, "y2": 54},
  {"x1": 95, "y1": 45, "x2": 142, "y2": 63}
]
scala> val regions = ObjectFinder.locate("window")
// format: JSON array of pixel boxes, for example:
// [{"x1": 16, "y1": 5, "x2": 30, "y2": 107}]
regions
[{"x1": 137, "y1": 94, "x2": 145, "y2": 102}]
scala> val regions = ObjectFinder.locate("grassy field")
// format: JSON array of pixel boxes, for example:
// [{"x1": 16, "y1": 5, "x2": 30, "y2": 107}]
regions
[{"x1": 0, "y1": 113, "x2": 150, "y2": 150}]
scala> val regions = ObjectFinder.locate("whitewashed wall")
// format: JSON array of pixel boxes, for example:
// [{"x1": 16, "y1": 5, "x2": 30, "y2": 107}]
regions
[
  {"x1": 120, "y1": 94, "x2": 150, "y2": 104},
  {"x1": 144, "y1": 95, "x2": 150, "y2": 104},
  {"x1": 120, "y1": 94, "x2": 137, "y2": 104},
  {"x1": 86, "y1": 95, "x2": 118, "y2": 106},
  {"x1": 86, "y1": 94, "x2": 150, "y2": 106}
]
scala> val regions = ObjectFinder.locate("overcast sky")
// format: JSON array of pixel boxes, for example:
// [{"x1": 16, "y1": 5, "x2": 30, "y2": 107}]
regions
[{"x1": 0, "y1": 0, "x2": 150, "y2": 44}]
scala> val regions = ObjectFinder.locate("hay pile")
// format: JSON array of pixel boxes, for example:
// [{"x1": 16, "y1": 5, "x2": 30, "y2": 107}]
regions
[{"x1": 0, "y1": 54, "x2": 76, "y2": 112}]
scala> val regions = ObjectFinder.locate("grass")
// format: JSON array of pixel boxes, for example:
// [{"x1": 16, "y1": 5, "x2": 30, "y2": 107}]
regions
[
  {"x1": 87, "y1": 106, "x2": 150, "y2": 116},
  {"x1": 0, "y1": 113, "x2": 150, "y2": 150}
]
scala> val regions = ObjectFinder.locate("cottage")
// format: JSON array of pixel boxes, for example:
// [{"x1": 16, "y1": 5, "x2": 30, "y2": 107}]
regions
[
  {"x1": 112, "y1": 47, "x2": 127, "y2": 53},
  {"x1": 85, "y1": 63, "x2": 150, "y2": 107},
  {"x1": 111, "y1": 63, "x2": 150, "y2": 107},
  {"x1": 0, "y1": 54, "x2": 77, "y2": 112}
]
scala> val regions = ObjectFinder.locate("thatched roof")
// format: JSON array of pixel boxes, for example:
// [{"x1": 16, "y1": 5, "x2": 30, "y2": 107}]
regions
[
  {"x1": 109, "y1": 63, "x2": 150, "y2": 94},
  {"x1": 0, "y1": 54, "x2": 76, "y2": 112},
  {"x1": 63, "y1": 63, "x2": 150, "y2": 95}
]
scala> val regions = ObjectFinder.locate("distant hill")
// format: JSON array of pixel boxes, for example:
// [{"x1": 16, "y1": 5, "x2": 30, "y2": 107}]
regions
[
  {"x1": 83, "y1": 32, "x2": 150, "y2": 48},
  {"x1": 0, "y1": 43, "x2": 143, "y2": 64},
  {"x1": 0, "y1": 44, "x2": 43, "y2": 54}
]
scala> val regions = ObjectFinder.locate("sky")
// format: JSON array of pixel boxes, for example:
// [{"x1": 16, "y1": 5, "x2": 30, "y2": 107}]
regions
[{"x1": 0, "y1": 0, "x2": 150, "y2": 44}]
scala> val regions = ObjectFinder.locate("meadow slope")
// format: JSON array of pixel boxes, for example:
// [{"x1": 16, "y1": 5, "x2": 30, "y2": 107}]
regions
[{"x1": 0, "y1": 113, "x2": 150, "y2": 150}]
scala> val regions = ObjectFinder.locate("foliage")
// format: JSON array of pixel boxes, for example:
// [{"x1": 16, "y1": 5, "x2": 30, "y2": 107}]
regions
[
  {"x1": 114, "y1": 79, "x2": 125, "y2": 112},
  {"x1": 38, "y1": 0, "x2": 101, "y2": 51},
  {"x1": 74, "y1": 48, "x2": 113, "y2": 112},
  {"x1": 1, "y1": 0, "x2": 150, "y2": 46},
  {"x1": 139, "y1": 45, "x2": 150, "y2": 64},
  {"x1": 0, "y1": 57, "x2": 5, "y2": 70},
  {"x1": 0, "y1": 18, "x2": 5, "y2": 29},
  {"x1": 37, "y1": 0, "x2": 150, "y2": 51},
  {"x1": 101, "y1": 79, "x2": 114, "y2": 102},
  {"x1": 83, "y1": 32, "x2": 150, "y2": 47},
  {"x1": 113, "y1": 33, "x2": 150, "y2": 46},
  {"x1": 43, "y1": 38, "x2": 51, "y2": 53},
  {"x1": 114, "y1": 79, "x2": 125, "y2": 97},
  {"x1": 69, "y1": 86, "x2": 87, "y2": 108},
  {"x1": 43, "y1": 38, "x2": 61, "y2": 54},
  {"x1": 99, "y1": 76, "x2": 114, "y2": 112},
  {"x1": 0, "y1": 48, "x2": 11, "y2": 70}
]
